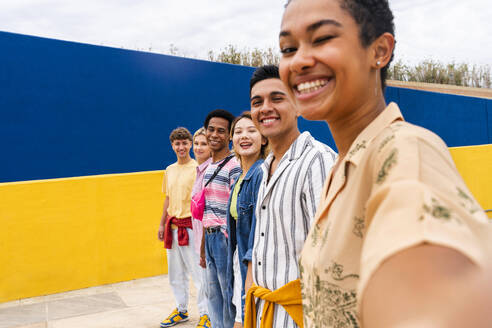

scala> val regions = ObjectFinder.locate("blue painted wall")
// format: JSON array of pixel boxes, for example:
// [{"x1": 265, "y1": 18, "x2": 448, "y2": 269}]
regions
[
  {"x1": 394, "y1": 87, "x2": 490, "y2": 147},
  {"x1": 1, "y1": 31, "x2": 490, "y2": 183},
  {"x1": 0, "y1": 31, "x2": 255, "y2": 183}
]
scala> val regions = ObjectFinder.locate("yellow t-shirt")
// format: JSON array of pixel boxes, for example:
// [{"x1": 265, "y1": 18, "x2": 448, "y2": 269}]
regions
[
  {"x1": 230, "y1": 176, "x2": 244, "y2": 220},
  {"x1": 299, "y1": 103, "x2": 492, "y2": 327},
  {"x1": 162, "y1": 159, "x2": 197, "y2": 219}
]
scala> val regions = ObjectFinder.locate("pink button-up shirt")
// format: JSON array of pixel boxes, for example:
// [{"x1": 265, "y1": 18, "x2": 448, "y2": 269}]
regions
[{"x1": 191, "y1": 158, "x2": 212, "y2": 254}]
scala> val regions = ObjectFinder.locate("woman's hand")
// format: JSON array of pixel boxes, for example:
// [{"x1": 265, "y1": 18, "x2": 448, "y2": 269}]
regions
[
  {"x1": 200, "y1": 228, "x2": 207, "y2": 268},
  {"x1": 244, "y1": 261, "x2": 253, "y2": 293},
  {"x1": 199, "y1": 254, "x2": 207, "y2": 268}
]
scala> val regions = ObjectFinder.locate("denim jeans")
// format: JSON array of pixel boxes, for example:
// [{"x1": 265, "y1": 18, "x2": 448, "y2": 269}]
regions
[{"x1": 205, "y1": 229, "x2": 233, "y2": 328}]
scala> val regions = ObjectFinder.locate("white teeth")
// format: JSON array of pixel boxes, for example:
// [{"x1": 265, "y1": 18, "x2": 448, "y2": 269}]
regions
[
  {"x1": 296, "y1": 79, "x2": 329, "y2": 94},
  {"x1": 262, "y1": 119, "x2": 277, "y2": 124}
]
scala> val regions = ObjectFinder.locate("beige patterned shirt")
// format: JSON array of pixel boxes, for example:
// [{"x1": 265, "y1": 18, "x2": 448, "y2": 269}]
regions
[{"x1": 299, "y1": 102, "x2": 491, "y2": 328}]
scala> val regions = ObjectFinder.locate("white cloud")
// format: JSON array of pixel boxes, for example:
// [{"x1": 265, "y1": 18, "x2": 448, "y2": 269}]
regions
[
  {"x1": 0, "y1": 0, "x2": 490, "y2": 65},
  {"x1": 391, "y1": 0, "x2": 492, "y2": 65}
]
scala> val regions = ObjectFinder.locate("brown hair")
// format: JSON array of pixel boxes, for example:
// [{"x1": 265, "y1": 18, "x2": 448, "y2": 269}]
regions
[
  {"x1": 230, "y1": 111, "x2": 269, "y2": 160},
  {"x1": 169, "y1": 127, "x2": 192, "y2": 143}
]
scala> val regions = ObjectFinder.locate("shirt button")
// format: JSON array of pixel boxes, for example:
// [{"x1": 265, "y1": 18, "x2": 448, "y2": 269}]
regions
[
  {"x1": 258, "y1": 261, "x2": 261, "y2": 265},
  {"x1": 261, "y1": 232, "x2": 264, "y2": 237},
  {"x1": 261, "y1": 205, "x2": 266, "y2": 210}
]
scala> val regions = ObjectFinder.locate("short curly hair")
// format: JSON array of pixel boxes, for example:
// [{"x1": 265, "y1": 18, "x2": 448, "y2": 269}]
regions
[
  {"x1": 169, "y1": 127, "x2": 192, "y2": 143},
  {"x1": 285, "y1": 0, "x2": 395, "y2": 89},
  {"x1": 203, "y1": 109, "x2": 236, "y2": 133}
]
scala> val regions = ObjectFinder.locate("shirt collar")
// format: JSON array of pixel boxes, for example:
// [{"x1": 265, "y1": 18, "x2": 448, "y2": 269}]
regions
[
  {"x1": 288, "y1": 131, "x2": 313, "y2": 161},
  {"x1": 345, "y1": 102, "x2": 404, "y2": 166},
  {"x1": 197, "y1": 157, "x2": 212, "y2": 173},
  {"x1": 243, "y1": 158, "x2": 264, "y2": 181},
  {"x1": 263, "y1": 131, "x2": 312, "y2": 171}
]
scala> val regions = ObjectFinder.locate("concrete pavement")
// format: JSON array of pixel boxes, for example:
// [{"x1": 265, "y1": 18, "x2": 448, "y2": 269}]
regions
[{"x1": 0, "y1": 275, "x2": 200, "y2": 328}]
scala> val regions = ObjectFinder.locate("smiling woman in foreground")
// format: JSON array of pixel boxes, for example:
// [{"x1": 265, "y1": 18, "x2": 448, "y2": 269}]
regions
[{"x1": 278, "y1": 0, "x2": 492, "y2": 327}]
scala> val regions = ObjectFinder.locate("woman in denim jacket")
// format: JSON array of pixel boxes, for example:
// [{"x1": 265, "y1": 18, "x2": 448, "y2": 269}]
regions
[{"x1": 226, "y1": 112, "x2": 268, "y2": 327}]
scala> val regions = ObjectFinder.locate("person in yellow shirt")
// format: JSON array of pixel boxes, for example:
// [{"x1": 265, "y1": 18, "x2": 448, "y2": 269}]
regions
[
  {"x1": 158, "y1": 127, "x2": 210, "y2": 328},
  {"x1": 278, "y1": 0, "x2": 492, "y2": 327}
]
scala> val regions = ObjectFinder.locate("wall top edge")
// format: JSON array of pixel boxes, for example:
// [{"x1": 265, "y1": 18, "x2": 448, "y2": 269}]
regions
[
  {"x1": 387, "y1": 80, "x2": 492, "y2": 100},
  {"x1": 0, "y1": 170, "x2": 165, "y2": 186},
  {"x1": 0, "y1": 30, "x2": 255, "y2": 69},
  {"x1": 448, "y1": 143, "x2": 492, "y2": 150}
]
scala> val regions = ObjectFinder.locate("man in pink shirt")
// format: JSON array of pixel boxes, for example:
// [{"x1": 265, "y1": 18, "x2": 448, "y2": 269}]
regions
[{"x1": 200, "y1": 109, "x2": 241, "y2": 328}]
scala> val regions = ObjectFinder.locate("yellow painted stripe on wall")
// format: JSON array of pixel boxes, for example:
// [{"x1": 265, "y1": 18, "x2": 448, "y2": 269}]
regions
[
  {"x1": 449, "y1": 144, "x2": 492, "y2": 218},
  {"x1": 0, "y1": 171, "x2": 167, "y2": 303}
]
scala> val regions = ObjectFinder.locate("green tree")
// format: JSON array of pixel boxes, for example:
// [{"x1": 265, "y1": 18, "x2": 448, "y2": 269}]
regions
[
  {"x1": 387, "y1": 59, "x2": 490, "y2": 89},
  {"x1": 163, "y1": 43, "x2": 490, "y2": 89},
  {"x1": 207, "y1": 44, "x2": 280, "y2": 67}
]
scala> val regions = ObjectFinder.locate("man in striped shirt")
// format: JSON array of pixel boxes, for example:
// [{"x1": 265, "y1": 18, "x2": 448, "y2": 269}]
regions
[
  {"x1": 200, "y1": 109, "x2": 241, "y2": 328},
  {"x1": 245, "y1": 65, "x2": 337, "y2": 328}
]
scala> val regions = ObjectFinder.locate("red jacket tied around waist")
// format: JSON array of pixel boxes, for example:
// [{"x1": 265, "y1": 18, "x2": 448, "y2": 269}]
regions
[{"x1": 164, "y1": 216, "x2": 192, "y2": 249}]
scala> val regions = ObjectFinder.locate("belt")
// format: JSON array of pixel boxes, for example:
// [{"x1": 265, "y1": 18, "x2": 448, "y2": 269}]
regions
[{"x1": 205, "y1": 226, "x2": 222, "y2": 234}]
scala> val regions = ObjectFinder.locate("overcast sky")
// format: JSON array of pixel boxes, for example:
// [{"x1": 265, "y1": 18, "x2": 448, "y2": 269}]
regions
[{"x1": 0, "y1": 0, "x2": 490, "y2": 66}]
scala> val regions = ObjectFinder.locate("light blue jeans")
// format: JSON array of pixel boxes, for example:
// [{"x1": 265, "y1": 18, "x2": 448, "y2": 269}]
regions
[{"x1": 205, "y1": 229, "x2": 233, "y2": 328}]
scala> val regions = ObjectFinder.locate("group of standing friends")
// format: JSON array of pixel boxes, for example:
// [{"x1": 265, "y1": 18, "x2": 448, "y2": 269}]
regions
[
  {"x1": 158, "y1": 1, "x2": 492, "y2": 328},
  {"x1": 159, "y1": 64, "x2": 336, "y2": 328}
]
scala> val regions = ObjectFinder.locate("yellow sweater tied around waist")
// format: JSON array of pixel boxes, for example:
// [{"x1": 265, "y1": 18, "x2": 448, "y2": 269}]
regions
[{"x1": 244, "y1": 279, "x2": 304, "y2": 328}]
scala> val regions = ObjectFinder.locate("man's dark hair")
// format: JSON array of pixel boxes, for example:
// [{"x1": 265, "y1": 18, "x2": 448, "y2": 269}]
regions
[
  {"x1": 249, "y1": 65, "x2": 280, "y2": 94},
  {"x1": 204, "y1": 109, "x2": 236, "y2": 133},
  {"x1": 285, "y1": 0, "x2": 395, "y2": 89}
]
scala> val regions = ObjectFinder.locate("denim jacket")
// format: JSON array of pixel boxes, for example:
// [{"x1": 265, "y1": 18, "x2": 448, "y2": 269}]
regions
[{"x1": 226, "y1": 158, "x2": 264, "y2": 320}]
